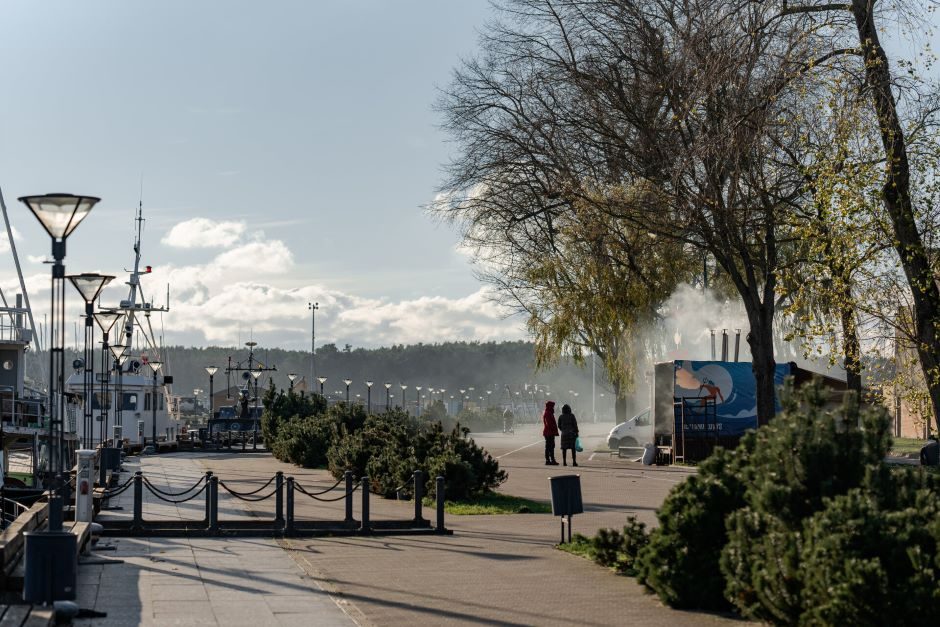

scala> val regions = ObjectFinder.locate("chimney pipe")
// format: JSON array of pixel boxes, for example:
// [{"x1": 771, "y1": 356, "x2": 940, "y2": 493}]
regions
[
  {"x1": 721, "y1": 329, "x2": 729, "y2": 361},
  {"x1": 734, "y1": 329, "x2": 741, "y2": 362},
  {"x1": 710, "y1": 329, "x2": 716, "y2": 360}
]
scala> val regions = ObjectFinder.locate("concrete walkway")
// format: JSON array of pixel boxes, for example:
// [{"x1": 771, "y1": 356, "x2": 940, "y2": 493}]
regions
[{"x1": 75, "y1": 456, "x2": 356, "y2": 627}]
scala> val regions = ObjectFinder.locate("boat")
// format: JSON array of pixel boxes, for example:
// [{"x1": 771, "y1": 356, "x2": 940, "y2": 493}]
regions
[{"x1": 64, "y1": 204, "x2": 180, "y2": 452}]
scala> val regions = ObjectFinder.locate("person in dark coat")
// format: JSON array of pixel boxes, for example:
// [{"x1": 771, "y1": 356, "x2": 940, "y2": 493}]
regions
[
  {"x1": 542, "y1": 401, "x2": 559, "y2": 465},
  {"x1": 557, "y1": 404, "x2": 579, "y2": 466}
]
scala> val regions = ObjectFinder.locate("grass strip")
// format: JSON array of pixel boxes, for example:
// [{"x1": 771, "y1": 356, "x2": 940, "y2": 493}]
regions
[{"x1": 433, "y1": 492, "x2": 552, "y2": 515}]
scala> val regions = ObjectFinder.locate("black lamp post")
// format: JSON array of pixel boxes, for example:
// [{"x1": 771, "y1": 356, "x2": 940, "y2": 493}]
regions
[
  {"x1": 415, "y1": 386, "x2": 422, "y2": 416},
  {"x1": 318, "y1": 376, "x2": 327, "y2": 396},
  {"x1": 19, "y1": 193, "x2": 99, "y2": 488},
  {"x1": 400, "y1": 384, "x2": 408, "y2": 414},
  {"x1": 366, "y1": 381, "x2": 373, "y2": 413},
  {"x1": 93, "y1": 310, "x2": 121, "y2": 446},
  {"x1": 288, "y1": 373, "x2": 297, "y2": 390},
  {"x1": 205, "y1": 366, "x2": 218, "y2": 418},
  {"x1": 109, "y1": 342, "x2": 127, "y2": 443},
  {"x1": 148, "y1": 360, "x2": 162, "y2": 452},
  {"x1": 343, "y1": 379, "x2": 352, "y2": 404},
  {"x1": 67, "y1": 274, "x2": 114, "y2": 449},
  {"x1": 384, "y1": 383, "x2": 392, "y2": 410}
]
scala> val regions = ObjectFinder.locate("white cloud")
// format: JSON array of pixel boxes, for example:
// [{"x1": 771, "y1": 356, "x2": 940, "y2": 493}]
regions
[
  {"x1": 161, "y1": 218, "x2": 247, "y2": 249},
  {"x1": 213, "y1": 241, "x2": 293, "y2": 273}
]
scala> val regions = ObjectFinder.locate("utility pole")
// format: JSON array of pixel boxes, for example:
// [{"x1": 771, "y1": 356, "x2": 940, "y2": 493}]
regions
[{"x1": 308, "y1": 302, "x2": 318, "y2": 385}]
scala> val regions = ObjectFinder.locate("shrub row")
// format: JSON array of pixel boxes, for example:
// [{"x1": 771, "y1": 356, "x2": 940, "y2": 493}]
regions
[
  {"x1": 261, "y1": 386, "x2": 507, "y2": 501},
  {"x1": 579, "y1": 382, "x2": 940, "y2": 624}
]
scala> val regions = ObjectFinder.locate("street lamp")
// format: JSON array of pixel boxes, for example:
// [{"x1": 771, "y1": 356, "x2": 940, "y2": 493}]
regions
[
  {"x1": 415, "y1": 386, "x2": 422, "y2": 416},
  {"x1": 68, "y1": 273, "x2": 113, "y2": 448},
  {"x1": 317, "y1": 376, "x2": 327, "y2": 396},
  {"x1": 148, "y1": 360, "x2": 163, "y2": 452},
  {"x1": 109, "y1": 342, "x2": 127, "y2": 444},
  {"x1": 93, "y1": 310, "x2": 121, "y2": 445},
  {"x1": 287, "y1": 372, "x2": 297, "y2": 390},
  {"x1": 308, "y1": 302, "x2": 318, "y2": 384},
  {"x1": 19, "y1": 193, "x2": 99, "y2": 488},
  {"x1": 366, "y1": 381, "x2": 374, "y2": 413},
  {"x1": 343, "y1": 379, "x2": 352, "y2": 403},
  {"x1": 205, "y1": 366, "x2": 218, "y2": 419},
  {"x1": 384, "y1": 382, "x2": 392, "y2": 410},
  {"x1": 400, "y1": 384, "x2": 408, "y2": 414}
]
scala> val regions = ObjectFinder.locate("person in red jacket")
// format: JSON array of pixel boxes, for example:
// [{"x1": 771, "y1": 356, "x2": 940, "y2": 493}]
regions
[{"x1": 542, "y1": 401, "x2": 560, "y2": 465}]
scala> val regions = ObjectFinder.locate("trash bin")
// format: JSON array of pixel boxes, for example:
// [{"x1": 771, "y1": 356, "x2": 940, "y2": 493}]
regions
[
  {"x1": 549, "y1": 475, "x2": 583, "y2": 517},
  {"x1": 100, "y1": 447, "x2": 121, "y2": 472},
  {"x1": 23, "y1": 531, "x2": 78, "y2": 603}
]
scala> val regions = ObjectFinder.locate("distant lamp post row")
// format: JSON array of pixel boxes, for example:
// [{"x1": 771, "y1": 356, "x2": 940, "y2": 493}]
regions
[{"x1": 20, "y1": 193, "x2": 99, "y2": 489}]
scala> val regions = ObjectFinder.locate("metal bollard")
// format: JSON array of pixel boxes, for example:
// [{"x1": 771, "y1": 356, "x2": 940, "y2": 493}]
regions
[
  {"x1": 360, "y1": 476, "x2": 370, "y2": 533},
  {"x1": 204, "y1": 471, "x2": 213, "y2": 523},
  {"x1": 413, "y1": 470, "x2": 424, "y2": 524},
  {"x1": 436, "y1": 476, "x2": 446, "y2": 534},
  {"x1": 285, "y1": 477, "x2": 295, "y2": 535},
  {"x1": 209, "y1": 476, "x2": 219, "y2": 533},
  {"x1": 253, "y1": 427, "x2": 258, "y2": 451},
  {"x1": 344, "y1": 471, "x2": 354, "y2": 523},
  {"x1": 275, "y1": 472, "x2": 284, "y2": 525},
  {"x1": 48, "y1": 496, "x2": 63, "y2": 532},
  {"x1": 133, "y1": 472, "x2": 143, "y2": 531},
  {"x1": 241, "y1": 433, "x2": 246, "y2": 452}
]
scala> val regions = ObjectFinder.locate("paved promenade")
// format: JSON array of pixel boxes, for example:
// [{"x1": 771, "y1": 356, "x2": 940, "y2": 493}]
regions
[{"x1": 74, "y1": 456, "x2": 355, "y2": 627}]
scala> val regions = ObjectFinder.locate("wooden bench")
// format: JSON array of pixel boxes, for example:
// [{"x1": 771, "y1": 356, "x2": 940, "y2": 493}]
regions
[
  {"x1": 0, "y1": 503, "x2": 48, "y2": 593},
  {"x1": 0, "y1": 604, "x2": 54, "y2": 627}
]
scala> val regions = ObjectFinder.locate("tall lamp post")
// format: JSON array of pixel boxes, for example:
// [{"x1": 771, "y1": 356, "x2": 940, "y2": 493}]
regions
[
  {"x1": 343, "y1": 379, "x2": 352, "y2": 404},
  {"x1": 384, "y1": 382, "x2": 392, "y2": 410},
  {"x1": 415, "y1": 386, "x2": 422, "y2": 416},
  {"x1": 287, "y1": 373, "x2": 297, "y2": 390},
  {"x1": 67, "y1": 274, "x2": 113, "y2": 449},
  {"x1": 108, "y1": 342, "x2": 126, "y2": 445},
  {"x1": 93, "y1": 310, "x2": 121, "y2": 446},
  {"x1": 19, "y1": 193, "x2": 99, "y2": 489},
  {"x1": 205, "y1": 366, "x2": 218, "y2": 419},
  {"x1": 317, "y1": 376, "x2": 327, "y2": 396},
  {"x1": 400, "y1": 384, "x2": 408, "y2": 414},
  {"x1": 250, "y1": 368, "x2": 263, "y2": 447},
  {"x1": 308, "y1": 302, "x2": 318, "y2": 384},
  {"x1": 148, "y1": 361, "x2": 163, "y2": 452},
  {"x1": 366, "y1": 381, "x2": 373, "y2": 414}
]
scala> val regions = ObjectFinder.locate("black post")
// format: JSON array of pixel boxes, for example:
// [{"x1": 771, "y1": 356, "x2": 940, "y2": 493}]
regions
[
  {"x1": 204, "y1": 471, "x2": 213, "y2": 523},
  {"x1": 209, "y1": 476, "x2": 219, "y2": 533},
  {"x1": 360, "y1": 476, "x2": 370, "y2": 533},
  {"x1": 275, "y1": 472, "x2": 284, "y2": 525},
  {"x1": 48, "y1": 496, "x2": 63, "y2": 532},
  {"x1": 241, "y1": 433, "x2": 246, "y2": 452},
  {"x1": 413, "y1": 470, "x2": 424, "y2": 524},
  {"x1": 436, "y1": 476, "x2": 446, "y2": 534},
  {"x1": 286, "y1": 477, "x2": 295, "y2": 535},
  {"x1": 133, "y1": 471, "x2": 143, "y2": 530},
  {"x1": 344, "y1": 471, "x2": 354, "y2": 523}
]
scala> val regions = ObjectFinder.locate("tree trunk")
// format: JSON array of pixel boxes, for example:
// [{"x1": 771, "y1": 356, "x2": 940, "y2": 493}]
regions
[
  {"x1": 839, "y1": 300, "x2": 863, "y2": 396},
  {"x1": 851, "y1": 1, "x2": 940, "y2": 436},
  {"x1": 613, "y1": 379, "x2": 629, "y2": 424},
  {"x1": 745, "y1": 301, "x2": 778, "y2": 426}
]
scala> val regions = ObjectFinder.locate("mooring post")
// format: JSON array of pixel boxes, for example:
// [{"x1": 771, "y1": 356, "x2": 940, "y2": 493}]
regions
[
  {"x1": 435, "y1": 476, "x2": 446, "y2": 534},
  {"x1": 360, "y1": 476, "x2": 370, "y2": 533},
  {"x1": 344, "y1": 471, "x2": 354, "y2": 523},
  {"x1": 241, "y1": 433, "x2": 246, "y2": 452},
  {"x1": 285, "y1": 476, "x2": 295, "y2": 535},
  {"x1": 132, "y1": 471, "x2": 143, "y2": 531},
  {"x1": 274, "y1": 471, "x2": 285, "y2": 525},
  {"x1": 204, "y1": 471, "x2": 213, "y2": 523},
  {"x1": 413, "y1": 470, "x2": 424, "y2": 524},
  {"x1": 209, "y1": 475, "x2": 219, "y2": 533}
]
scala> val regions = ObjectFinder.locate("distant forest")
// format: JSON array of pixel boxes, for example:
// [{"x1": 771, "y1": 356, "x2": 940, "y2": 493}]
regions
[{"x1": 26, "y1": 341, "x2": 627, "y2": 421}]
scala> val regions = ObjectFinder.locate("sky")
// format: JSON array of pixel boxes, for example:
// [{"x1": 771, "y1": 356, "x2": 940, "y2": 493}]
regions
[
  {"x1": 0, "y1": 0, "x2": 530, "y2": 350},
  {"x1": 0, "y1": 2, "x2": 937, "y2": 352}
]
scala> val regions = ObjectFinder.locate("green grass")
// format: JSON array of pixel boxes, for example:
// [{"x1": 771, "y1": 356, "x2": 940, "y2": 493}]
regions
[
  {"x1": 557, "y1": 534, "x2": 594, "y2": 557},
  {"x1": 891, "y1": 437, "x2": 927, "y2": 456},
  {"x1": 434, "y1": 492, "x2": 553, "y2": 515}
]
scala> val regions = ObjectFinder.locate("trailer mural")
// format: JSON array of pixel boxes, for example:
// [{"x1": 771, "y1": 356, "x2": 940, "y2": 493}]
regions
[{"x1": 673, "y1": 360, "x2": 792, "y2": 437}]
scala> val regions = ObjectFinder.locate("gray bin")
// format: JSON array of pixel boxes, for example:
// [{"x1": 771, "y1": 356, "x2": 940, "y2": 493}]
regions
[
  {"x1": 549, "y1": 474, "x2": 583, "y2": 517},
  {"x1": 23, "y1": 531, "x2": 78, "y2": 603}
]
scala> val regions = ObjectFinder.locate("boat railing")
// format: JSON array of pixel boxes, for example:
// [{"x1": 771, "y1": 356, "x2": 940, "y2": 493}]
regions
[
  {"x1": 0, "y1": 390, "x2": 45, "y2": 428},
  {"x1": 0, "y1": 312, "x2": 31, "y2": 343}
]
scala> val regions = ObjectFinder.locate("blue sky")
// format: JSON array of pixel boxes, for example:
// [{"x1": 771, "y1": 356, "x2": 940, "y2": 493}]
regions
[{"x1": 0, "y1": 0, "x2": 523, "y2": 349}]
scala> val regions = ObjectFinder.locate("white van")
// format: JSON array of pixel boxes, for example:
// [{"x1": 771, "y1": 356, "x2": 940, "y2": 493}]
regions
[{"x1": 607, "y1": 408, "x2": 652, "y2": 449}]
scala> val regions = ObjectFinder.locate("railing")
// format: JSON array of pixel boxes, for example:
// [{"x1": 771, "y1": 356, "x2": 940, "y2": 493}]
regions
[{"x1": 97, "y1": 469, "x2": 448, "y2": 538}]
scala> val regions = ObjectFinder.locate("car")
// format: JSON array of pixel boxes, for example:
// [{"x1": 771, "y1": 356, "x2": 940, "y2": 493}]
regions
[{"x1": 607, "y1": 408, "x2": 651, "y2": 450}]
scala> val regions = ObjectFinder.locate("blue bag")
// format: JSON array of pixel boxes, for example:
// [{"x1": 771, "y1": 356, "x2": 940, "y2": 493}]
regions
[{"x1": 575, "y1": 436, "x2": 584, "y2": 453}]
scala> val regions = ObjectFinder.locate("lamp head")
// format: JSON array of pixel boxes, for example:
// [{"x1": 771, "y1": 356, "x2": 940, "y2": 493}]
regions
[
  {"x1": 287, "y1": 373, "x2": 297, "y2": 382},
  {"x1": 18, "y1": 193, "x2": 100, "y2": 242},
  {"x1": 149, "y1": 360, "x2": 163, "y2": 373},
  {"x1": 94, "y1": 310, "x2": 122, "y2": 333},
  {"x1": 366, "y1": 381, "x2": 374, "y2": 388},
  {"x1": 205, "y1": 366, "x2": 219, "y2": 377},
  {"x1": 67, "y1": 273, "x2": 115, "y2": 303}
]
